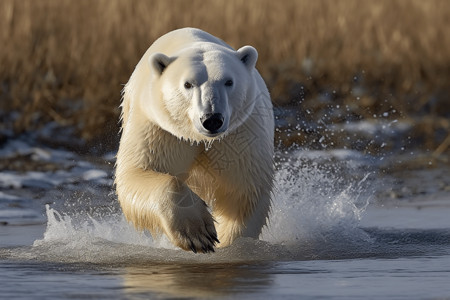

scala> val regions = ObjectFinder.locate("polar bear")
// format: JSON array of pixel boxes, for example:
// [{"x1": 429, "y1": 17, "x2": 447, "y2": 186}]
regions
[{"x1": 115, "y1": 28, "x2": 274, "y2": 253}]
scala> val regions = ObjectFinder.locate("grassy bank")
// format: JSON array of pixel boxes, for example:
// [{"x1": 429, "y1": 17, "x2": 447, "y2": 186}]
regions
[{"x1": 0, "y1": 0, "x2": 449, "y2": 153}]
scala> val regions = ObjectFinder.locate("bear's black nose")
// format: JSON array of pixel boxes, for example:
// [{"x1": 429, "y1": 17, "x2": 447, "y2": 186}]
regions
[{"x1": 201, "y1": 113, "x2": 224, "y2": 133}]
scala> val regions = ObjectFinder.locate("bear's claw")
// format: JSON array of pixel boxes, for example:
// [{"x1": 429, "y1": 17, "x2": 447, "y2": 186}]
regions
[
  {"x1": 161, "y1": 185, "x2": 220, "y2": 253},
  {"x1": 169, "y1": 220, "x2": 219, "y2": 254},
  {"x1": 186, "y1": 234, "x2": 218, "y2": 254},
  {"x1": 212, "y1": 235, "x2": 220, "y2": 244},
  {"x1": 189, "y1": 241, "x2": 198, "y2": 253},
  {"x1": 177, "y1": 226, "x2": 219, "y2": 254},
  {"x1": 201, "y1": 245, "x2": 211, "y2": 253},
  {"x1": 206, "y1": 235, "x2": 220, "y2": 246}
]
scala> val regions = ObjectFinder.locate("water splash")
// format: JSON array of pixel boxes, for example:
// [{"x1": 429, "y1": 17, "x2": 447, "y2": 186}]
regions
[
  {"x1": 28, "y1": 150, "x2": 373, "y2": 263},
  {"x1": 34, "y1": 205, "x2": 162, "y2": 248},
  {"x1": 261, "y1": 153, "x2": 373, "y2": 259}
]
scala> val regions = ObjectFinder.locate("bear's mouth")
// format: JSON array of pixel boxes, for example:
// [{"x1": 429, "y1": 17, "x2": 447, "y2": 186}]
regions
[
  {"x1": 196, "y1": 126, "x2": 227, "y2": 138},
  {"x1": 201, "y1": 130, "x2": 225, "y2": 138}
]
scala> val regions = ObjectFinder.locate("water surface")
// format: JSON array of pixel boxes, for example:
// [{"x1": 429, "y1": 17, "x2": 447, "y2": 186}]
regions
[{"x1": 1, "y1": 143, "x2": 449, "y2": 299}]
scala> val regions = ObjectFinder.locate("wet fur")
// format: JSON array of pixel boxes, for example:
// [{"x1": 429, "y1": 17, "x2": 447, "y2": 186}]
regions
[{"x1": 115, "y1": 28, "x2": 274, "y2": 253}]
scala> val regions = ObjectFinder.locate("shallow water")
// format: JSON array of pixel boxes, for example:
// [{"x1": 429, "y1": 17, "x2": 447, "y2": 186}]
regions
[
  {"x1": 1, "y1": 144, "x2": 450, "y2": 299},
  {"x1": 2, "y1": 209, "x2": 450, "y2": 300}
]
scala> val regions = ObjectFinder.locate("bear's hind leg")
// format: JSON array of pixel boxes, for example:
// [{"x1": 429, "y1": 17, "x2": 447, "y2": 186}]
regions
[{"x1": 212, "y1": 187, "x2": 271, "y2": 247}]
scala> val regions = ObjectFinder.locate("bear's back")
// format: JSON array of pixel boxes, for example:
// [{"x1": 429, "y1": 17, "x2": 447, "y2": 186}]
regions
[{"x1": 149, "y1": 27, "x2": 233, "y2": 56}]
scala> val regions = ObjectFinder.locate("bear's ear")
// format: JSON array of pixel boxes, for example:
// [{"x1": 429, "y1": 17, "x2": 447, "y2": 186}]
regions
[
  {"x1": 148, "y1": 53, "x2": 173, "y2": 75},
  {"x1": 237, "y1": 46, "x2": 258, "y2": 70}
]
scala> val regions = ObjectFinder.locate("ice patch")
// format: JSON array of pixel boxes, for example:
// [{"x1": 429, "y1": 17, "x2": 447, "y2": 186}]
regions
[
  {"x1": 82, "y1": 169, "x2": 108, "y2": 181},
  {"x1": 0, "y1": 208, "x2": 41, "y2": 220},
  {"x1": 0, "y1": 171, "x2": 66, "y2": 189},
  {"x1": 0, "y1": 191, "x2": 22, "y2": 201},
  {"x1": 336, "y1": 119, "x2": 411, "y2": 137}
]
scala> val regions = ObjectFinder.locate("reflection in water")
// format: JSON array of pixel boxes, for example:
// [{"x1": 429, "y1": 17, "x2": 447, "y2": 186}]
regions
[{"x1": 120, "y1": 263, "x2": 272, "y2": 298}]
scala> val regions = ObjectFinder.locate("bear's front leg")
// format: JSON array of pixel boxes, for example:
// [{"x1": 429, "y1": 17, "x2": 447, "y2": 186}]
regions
[
  {"x1": 115, "y1": 167, "x2": 218, "y2": 253},
  {"x1": 160, "y1": 177, "x2": 220, "y2": 252}
]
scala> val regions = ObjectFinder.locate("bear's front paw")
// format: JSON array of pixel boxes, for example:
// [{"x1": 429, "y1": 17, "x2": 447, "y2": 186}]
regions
[{"x1": 162, "y1": 186, "x2": 219, "y2": 253}]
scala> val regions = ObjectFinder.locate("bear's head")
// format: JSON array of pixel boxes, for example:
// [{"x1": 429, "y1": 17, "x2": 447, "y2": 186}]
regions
[{"x1": 142, "y1": 44, "x2": 259, "y2": 142}]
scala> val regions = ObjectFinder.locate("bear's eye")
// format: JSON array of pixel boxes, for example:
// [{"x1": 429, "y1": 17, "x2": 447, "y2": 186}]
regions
[
  {"x1": 184, "y1": 82, "x2": 193, "y2": 89},
  {"x1": 225, "y1": 80, "x2": 233, "y2": 87}
]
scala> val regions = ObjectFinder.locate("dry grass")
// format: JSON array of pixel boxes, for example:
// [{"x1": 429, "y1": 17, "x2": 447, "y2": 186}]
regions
[{"x1": 0, "y1": 0, "x2": 449, "y2": 151}]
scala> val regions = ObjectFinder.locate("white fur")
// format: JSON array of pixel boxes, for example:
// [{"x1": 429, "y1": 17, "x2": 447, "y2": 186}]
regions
[{"x1": 115, "y1": 28, "x2": 274, "y2": 253}]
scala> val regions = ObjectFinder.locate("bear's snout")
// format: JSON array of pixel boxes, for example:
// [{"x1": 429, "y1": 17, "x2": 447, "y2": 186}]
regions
[{"x1": 200, "y1": 113, "x2": 224, "y2": 133}]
